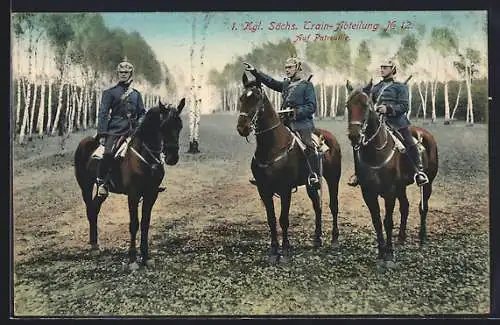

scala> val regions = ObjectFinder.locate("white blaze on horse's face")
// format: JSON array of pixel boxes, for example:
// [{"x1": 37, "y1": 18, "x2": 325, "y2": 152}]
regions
[{"x1": 246, "y1": 90, "x2": 253, "y2": 97}]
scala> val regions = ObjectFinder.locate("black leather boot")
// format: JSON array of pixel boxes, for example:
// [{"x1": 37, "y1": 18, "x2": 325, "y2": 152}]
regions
[
  {"x1": 407, "y1": 145, "x2": 429, "y2": 186},
  {"x1": 306, "y1": 148, "x2": 320, "y2": 190},
  {"x1": 96, "y1": 158, "x2": 110, "y2": 197},
  {"x1": 348, "y1": 148, "x2": 360, "y2": 187}
]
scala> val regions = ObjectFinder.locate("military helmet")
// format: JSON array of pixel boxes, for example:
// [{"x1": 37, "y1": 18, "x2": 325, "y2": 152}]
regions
[
  {"x1": 380, "y1": 59, "x2": 397, "y2": 74},
  {"x1": 285, "y1": 57, "x2": 302, "y2": 71},
  {"x1": 117, "y1": 58, "x2": 134, "y2": 75}
]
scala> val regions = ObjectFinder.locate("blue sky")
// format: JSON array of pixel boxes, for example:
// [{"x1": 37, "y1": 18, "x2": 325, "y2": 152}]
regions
[{"x1": 102, "y1": 11, "x2": 487, "y2": 74}]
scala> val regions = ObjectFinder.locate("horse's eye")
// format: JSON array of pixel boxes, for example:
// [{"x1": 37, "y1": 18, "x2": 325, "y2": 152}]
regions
[{"x1": 246, "y1": 90, "x2": 253, "y2": 97}]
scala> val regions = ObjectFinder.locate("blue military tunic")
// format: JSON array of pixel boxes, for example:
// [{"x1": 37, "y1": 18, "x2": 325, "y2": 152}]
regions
[
  {"x1": 97, "y1": 83, "x2": 146, "y2": 136},
  {"x1": 370, "y1": 77, "x2": 410, "y2": 129},
  {"x1": 251, "y1": 70, "x2": 317, "y2": 131}
]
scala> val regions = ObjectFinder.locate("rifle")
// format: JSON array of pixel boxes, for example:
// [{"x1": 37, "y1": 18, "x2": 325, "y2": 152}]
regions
[{"x1": 404, "y1": 75, "x2": 413, "y2": 84}]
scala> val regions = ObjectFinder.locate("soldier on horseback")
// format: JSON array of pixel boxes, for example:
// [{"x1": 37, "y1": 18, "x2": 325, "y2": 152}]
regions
[
  {"x1": 347, "y1": 59, "x2": 429, "y2": 187},
  {"x1": 243, "y1": 57, "x2": 321, "y2": 190},
  {"x1": 96, "y1": 58, "x2": 146, "y2": 197}
]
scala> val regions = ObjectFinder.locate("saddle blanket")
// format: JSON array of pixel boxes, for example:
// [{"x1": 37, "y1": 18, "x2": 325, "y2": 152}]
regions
[
  {"x1": 290, "y1": 130, "x2": 330, "y2": 154},
  {"x1": 91, "y1": 137, "x2": 132, "y2": 160},
  {"x1": 387, "y1": 127, "x2": 425, "y2": 154}
]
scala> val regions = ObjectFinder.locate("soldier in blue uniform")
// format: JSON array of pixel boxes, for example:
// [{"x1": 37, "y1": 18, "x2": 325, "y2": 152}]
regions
[
  {"x1": 347, "y1": 59, "x2": 429, "y2": 187},
  {"x1": 243, "y1": 57, "x2": 320, "y2": 190},
  {"x1": 96, "y1": 59, "x2": 146, "y2": 197}
]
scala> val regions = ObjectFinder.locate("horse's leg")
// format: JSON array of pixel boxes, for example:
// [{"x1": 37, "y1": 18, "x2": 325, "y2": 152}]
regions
[
  {"x1": 396, "y1": 187, "x2": 410, "y2": 246},
  {"x1": 139, "y1": 190, "x2": 159, "y2": 266},
  {"x1": 383, "y1": 195, "x2": 397, "y2": 264},
  {"x1": 127, "y1": 193, "x2": 141, "y2": 268},
  {"x1": 306, "y1": 185, "x2": 323, "y2": 248},
  {"x1": 419, "y1": 182, "x2": 433, "y2": 246},
  {"x1": 361, "y1": 188, "x2": 385, "y2": 261},
  {"x1": 85, "y1": 184, "x2": 105, "y2": 251},
  {"x1": 279, "y1": 188, "x2": 292, "y2": 263},
  {"x1": 325, "y1": 175, "x2": 340, "y2": 248},
  {"x1": 257, "y1": 187, "x2": 279, "y2": 263}
]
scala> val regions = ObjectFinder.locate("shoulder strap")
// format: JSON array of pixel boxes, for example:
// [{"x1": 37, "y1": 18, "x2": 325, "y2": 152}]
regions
[{"x1": 374, "y1": 81, "x2": 393, "y2": 106}]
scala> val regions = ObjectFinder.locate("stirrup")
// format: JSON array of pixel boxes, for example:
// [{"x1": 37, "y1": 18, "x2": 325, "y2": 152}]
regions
[
  {"x1": 97, "y1": 184, "x2": 109, "y2": 197},
  {"x1": 347, "y1": 175, "x2": 359, "y2": 187},
  {"x1": 307, "y1": 173, "x2": 320, "y2": 188},
  {"x1": 414, "y1": 171, "x2": 429, "y2": 186}
]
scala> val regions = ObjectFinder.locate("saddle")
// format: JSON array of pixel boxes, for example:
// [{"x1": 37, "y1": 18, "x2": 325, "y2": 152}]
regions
[
  {"x1": 91, "y1": 135, "x2": 132, "y2": 161},
  {"x1": 289, "y1": 129, "x2": 330, "y2": 154},
  {"x1": 387, "y1": 126, "x2": 425, "y2": 154}
]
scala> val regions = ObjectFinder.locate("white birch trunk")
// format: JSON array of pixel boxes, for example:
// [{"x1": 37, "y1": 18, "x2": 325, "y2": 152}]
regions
[
  {"x1": 466, "y1": 66, "x2": 474, "y2": 124},
  {"x1": 444, "y1": 81, "x2": 450, "y2": 122},
  {"x1": 46, "y1": 81, "x2": 52, "y2": 133},
  {"x1": 18, "y1": 78, "x2": 31, "y2": 144},
  {"x1": 451, "y1": 81, "x2": 462, "y2": 120},
  {"x1": 430, "y1": 80, "x2": 437, "y2": 123},
  {"x1": 37, "y1": 79, "x2": 45, "y2": 136},
  {"x1": 407, "y1": 83, "x2": 413, "y2": 119}
]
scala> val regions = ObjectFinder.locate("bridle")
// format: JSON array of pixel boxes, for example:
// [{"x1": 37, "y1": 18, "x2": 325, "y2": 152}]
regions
[
  {"x1": 348, "y1": 92, "x2": 389, "y2": 151},
  {"x1": 130, "y1": 107, "x2": 180, "y2": 168},
  {"x1": 347, "y1": 91, "x2": 394, "y2": 169},
  {"x1": 239, "y1": 85, "x2": 281, "y2": 140}
]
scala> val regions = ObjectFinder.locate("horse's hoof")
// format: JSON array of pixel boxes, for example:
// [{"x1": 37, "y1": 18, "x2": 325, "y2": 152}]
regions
[
  {"x1": 129, "y1": 261, "x2": 140, "y2": 271},
  {"x1": 395, "y1": 240, "x2": 405, "y2": 247},
  {"x1": 268, "y1": 254, "x2": 279, "y2": 265},
  {"x1": 144, "y1": 258, "x2": 155, "y2": 267},
  {"x1": 280, "y1": 255, "x2": 291, "y2": 264},
  {"x1": 89, "y1": 244, "x2": 100, "y2": 256},
  {"x1": 385, "y1": 260, "x2": 397, "y2": 269},
  {"x1": 331, "y1": 240, "x2": 340, "y2": 249}
]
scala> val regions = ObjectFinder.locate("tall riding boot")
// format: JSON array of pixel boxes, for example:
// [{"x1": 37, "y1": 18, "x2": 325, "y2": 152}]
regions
[
  {"x1": 96, "y1": 157, "x2": 110, "y2": 197},
  {"x1": 407, "y1": 145, "x2": 429, "y2": 186},
  {"x1": 348, "y1": 147, "x2": 360, "y2": 187},
  {"x1": 306, "y1": 148, "x2": 320, "y2": 190}
]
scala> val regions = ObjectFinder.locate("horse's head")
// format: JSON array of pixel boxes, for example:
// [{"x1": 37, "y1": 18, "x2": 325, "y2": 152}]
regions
[
  {"x1": 157, "y1": 98, "x2": 185, "y2": 165},
  {"x1": 236, "y1": 72, "x2": 264, "y2": 137},
  {"x1": 345, "y1": 79, "x2": 374, "y2": 146}
]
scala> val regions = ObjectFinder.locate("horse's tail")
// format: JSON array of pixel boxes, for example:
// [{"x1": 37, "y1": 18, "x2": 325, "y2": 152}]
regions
[
  {"x1": 74, "y1": 136, "x2": 98, "y2": 189},
  {"x1": 315, "y1": 128, "x2": 342, "y2": 178},
  {"x1": 420, "y1": 128, "x2": 439, "y2": 181}
]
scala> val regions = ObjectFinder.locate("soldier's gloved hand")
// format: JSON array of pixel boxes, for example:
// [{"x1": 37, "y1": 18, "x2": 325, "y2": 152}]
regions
[
  {"x1": 375, "y1": 104, "x2": 388, "y2": 114},
  {"x1": 99, "y1": 137, "x2": 106, "y2": 146},
  {"x1": 243, "y1": 62, "x2": 256, "y2": 72}
]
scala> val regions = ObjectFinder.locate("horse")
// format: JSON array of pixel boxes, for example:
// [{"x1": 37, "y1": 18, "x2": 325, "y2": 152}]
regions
[
  {"x1": 236, "y1": 73, "x2": 342, "y2": 263},
  {"x1": 74, "y1": 98, "x2": 185, "y2": 268},
  {"x1": 344, "y1": 80, "x2": 438, "y2": 265}
]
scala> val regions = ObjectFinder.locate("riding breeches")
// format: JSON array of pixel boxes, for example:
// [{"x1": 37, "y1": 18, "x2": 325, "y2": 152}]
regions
[
  {"x1": 296, "y1": 128, "x2": 315, "y2": 152},
  {"x1": 397, "y1": 127, "x2": 415, "y2": 148},
  {"x1": 97, "y1": 135, "x2": 119, "y2": 180}
]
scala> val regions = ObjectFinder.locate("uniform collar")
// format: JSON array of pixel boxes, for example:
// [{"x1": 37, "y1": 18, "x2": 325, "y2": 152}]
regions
[{"x1": 382, "y1": 77, "x2": 394, "y2": 82}]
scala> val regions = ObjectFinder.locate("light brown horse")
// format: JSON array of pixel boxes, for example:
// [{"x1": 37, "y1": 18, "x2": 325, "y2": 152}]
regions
[
  {"x1": 345, "y1": 80, "x2": 438, "y2": 265},
  {"x1": 74, "y1": 99, "x2": 185, "y2": 268},
  {"x1": 236, "y1": 73, "x2": 342, "y2": 263}
]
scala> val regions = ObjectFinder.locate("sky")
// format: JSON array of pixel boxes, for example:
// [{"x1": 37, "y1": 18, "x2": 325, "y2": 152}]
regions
[
  {"x1": 98, "y1": 11, "x2": 488, "y2": 111},
  {"x1": 102, "y1": 10, "x2": 487, "y2": 74},
  {"x1": 11, "y1": 11, "x2": 488, "y2": 113}
]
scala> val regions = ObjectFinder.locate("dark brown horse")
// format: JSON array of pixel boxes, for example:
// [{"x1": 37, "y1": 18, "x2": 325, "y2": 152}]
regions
[
  {"x1": 74, "y1": 98, "x2": 185, "y2": 268},
  {"x1": 236, "y1": 73, "x2": 342, "y2": 263},
  {"x1": 345, "y1": 80, "x2": 438, "y2": 265}
]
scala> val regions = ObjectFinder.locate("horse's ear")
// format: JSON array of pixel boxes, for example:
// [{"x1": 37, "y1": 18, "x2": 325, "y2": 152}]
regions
[
  {"x1": 362, "y1": 78, "x2": 373, "y2": 94},
  {"x1": 242, "y1": 72, "x2": 249, "y2": 87},
  {"x1": 177, "y1": 98, "x2": 186, "y2": 114},
  {"x1": 346, "y1": 80, "x2": 353, "y2": 93}
]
